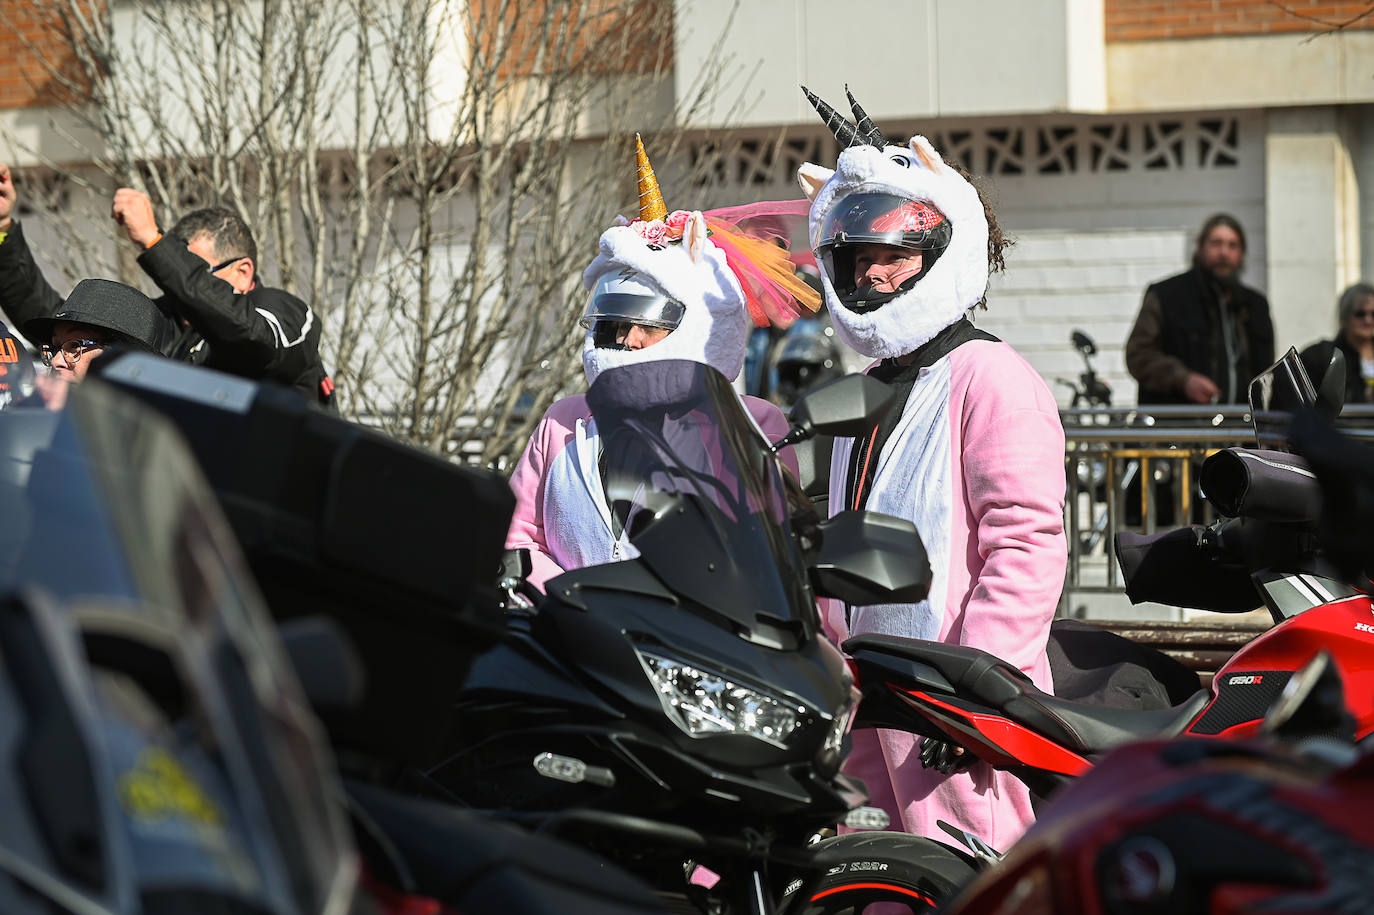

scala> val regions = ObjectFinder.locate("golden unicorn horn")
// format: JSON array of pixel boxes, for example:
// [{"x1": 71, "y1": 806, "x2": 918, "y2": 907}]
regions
[{"x1": 635, "y1": 134, "x2": 668, "y2": 222}]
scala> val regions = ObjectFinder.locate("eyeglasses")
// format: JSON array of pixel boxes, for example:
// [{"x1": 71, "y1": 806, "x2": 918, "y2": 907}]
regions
[
  {"x1": 1352, "y1": 310, "x2": 1374, "y2": 320},
  {"x1": 41, "y1": 338, "x2": 105, "y2": 368},
  {"x1": 209, "y1": 255, "x2": 246, "y2": 273}
]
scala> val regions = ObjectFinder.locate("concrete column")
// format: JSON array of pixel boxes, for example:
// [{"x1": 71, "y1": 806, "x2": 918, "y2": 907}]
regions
[
  {"x1": 1264, "y1": 107, "x2": 1361, "y2": 356},
  {"x1": 1357, "y1": 104, "x2": 1374, "y2": 284}
]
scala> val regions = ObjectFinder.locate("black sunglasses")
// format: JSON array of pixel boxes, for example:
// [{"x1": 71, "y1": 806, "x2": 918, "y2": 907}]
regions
[{"x1": 210, "y1": 255, "x2": 247, "y2": 273}]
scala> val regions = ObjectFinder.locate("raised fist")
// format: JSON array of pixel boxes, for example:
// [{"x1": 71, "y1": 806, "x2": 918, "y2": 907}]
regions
[{"x1": 111, "y1": 187, "x2": 161, "y2": 247}]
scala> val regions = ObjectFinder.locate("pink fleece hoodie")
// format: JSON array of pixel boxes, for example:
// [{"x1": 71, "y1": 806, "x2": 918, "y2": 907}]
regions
[
  {"x1": 826, "y1": 333, "x2": 1067, "y2": 852},
  {"x1": 507, "y1": 392, "x2": 797, "y2": 591}
]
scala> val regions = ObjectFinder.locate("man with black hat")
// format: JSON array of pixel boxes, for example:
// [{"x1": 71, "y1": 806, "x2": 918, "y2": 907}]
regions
[
  {"x1": 24, "y1": 278, "x2": 171, "y2": 383},
  {"x1": 0, "y1": 163, "x2": 334, "y2": 406}
]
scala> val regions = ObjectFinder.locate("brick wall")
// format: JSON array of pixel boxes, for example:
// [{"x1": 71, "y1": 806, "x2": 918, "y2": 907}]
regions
[
  {"x1": 1107, "y1": 0, "x2": 1374, "y2": 41},
  {"x1": 470, "y1": 0, "x2": 672, "y2": 80},
  {"x1": 0, "y1": 6, "x2": 85, "y2": 109}
]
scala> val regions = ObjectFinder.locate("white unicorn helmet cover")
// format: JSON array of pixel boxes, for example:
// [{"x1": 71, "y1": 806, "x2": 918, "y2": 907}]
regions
[
  {"x1": 580, "y1": 212, "x2": 750, "y2": 386},
  {"x1": 581, "y1": 137, "x2": 753, "y2": 385},
  {"x1": 796, "y1": 86, "x2": 990, "y2": 359}
]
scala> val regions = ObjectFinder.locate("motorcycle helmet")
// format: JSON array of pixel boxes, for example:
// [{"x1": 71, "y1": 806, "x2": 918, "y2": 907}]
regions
[
  {"x1": 579, "y1": 270, "x2": 686, "y2": 350},
  {"x1": 771, "y1": 318, "x2": 844, "y2": 408},
  {"x1": 815, "y1": 192, "x2": 951, "y2": 313},
  {"x1": 0, "y1": 382, "x2": 355, "y2": 915},
  {"x1": 946, "y1": 737, "x2": 1374, "y2": 915}
]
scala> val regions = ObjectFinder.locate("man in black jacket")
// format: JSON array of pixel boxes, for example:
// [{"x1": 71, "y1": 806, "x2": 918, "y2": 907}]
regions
[
  {"x1": 0, "y1": 163, "x2": 334, "y2": 407},
  {"x1": 1125, "y1": 213, "x2": 1274, "y2": 405}
]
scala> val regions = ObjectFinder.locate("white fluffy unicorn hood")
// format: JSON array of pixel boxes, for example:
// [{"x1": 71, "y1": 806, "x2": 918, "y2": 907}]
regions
[
  {"x1": 582, "y1": 136, "x2": 819, "y2": 385},
  {"x1": 797, "y1": 87, "x2": 989, "y2": 359},
  {"x1": 581, "y1": 211, "x2": 750, "y2": 386}
]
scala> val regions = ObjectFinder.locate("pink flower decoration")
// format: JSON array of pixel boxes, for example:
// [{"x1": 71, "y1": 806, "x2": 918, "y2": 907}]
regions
[
  {"x1": 634, "y1": 219, "x2": 669, "y2": 244},
  {"x1": 664, "y1": 210, "x2": 691, "y2": 238}
]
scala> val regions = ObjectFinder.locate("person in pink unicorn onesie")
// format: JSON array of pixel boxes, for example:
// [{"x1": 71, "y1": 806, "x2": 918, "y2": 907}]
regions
[
  {"x1": 796, "y1": 87, "x2": 1067, "y2": 851},
  {"x1": 507, "y1": 137, "x2": 817, "y2": 592}
]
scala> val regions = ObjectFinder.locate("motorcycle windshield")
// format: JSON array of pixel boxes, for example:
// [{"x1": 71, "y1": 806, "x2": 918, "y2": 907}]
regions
[
  {"x1": 0, "y1": 383, "x2": 353, "y2": 915},
  {"x1": 585, "y1": 360, "x2": 815, "y2": 646},
  {"x1": 1248, "y1": 347, "x2": 1317, "y2": 451}
]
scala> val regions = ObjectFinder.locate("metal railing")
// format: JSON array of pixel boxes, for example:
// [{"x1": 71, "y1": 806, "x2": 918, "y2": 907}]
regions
[{"x1": 1061, "y1": 404, "x2": 1374, "y2": 603}]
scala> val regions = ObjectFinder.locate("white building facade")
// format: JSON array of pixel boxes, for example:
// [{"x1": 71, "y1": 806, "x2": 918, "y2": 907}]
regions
[
  {"x1": 673, "y1": 0, "x2": 1374, "y2": 403},
  {"x1": 2, "y1": 0, "x2": 1371, "y2": 407}
]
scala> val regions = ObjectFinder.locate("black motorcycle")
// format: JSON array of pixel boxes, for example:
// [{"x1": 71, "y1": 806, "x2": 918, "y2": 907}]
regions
[
  {"x1": 416, "y1": 360, "x2": 943, "y2": 913},
  {"x1": 13, "y1": 357, "x2": 675, "y2": 914},
  {"x1": 0, "y1": 384, "x2": 355, "y2": 915},
  {"x1": 84, "y1": 353, "x2": 946, "y2": 913}
]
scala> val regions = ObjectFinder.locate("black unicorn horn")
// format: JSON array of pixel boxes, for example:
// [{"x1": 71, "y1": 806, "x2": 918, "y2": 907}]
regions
[
  {"x1": 845, "y1": 84, "x2": 889, "y2": 148},
  {"x1": 801, "y1": 85, "x2": 861, "y2": 148}
]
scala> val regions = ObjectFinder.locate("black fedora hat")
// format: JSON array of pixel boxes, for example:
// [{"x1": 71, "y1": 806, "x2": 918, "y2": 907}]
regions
[{"x1": 25, "y1": 279, "x2": 173, "y2": 354}]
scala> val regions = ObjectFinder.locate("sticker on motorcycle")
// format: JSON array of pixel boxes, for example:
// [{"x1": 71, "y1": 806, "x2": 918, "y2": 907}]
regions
[{"x1": 118, "y1": 747, "x2": 224, "y2": 826}]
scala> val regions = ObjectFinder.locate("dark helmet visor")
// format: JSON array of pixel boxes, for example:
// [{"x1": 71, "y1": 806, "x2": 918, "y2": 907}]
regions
[{"x1": 816, "y1": 192, "x2": 949, "y2": 252}]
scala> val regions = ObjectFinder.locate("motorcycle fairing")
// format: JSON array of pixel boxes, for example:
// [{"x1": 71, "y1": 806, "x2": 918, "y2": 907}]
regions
[
  {"x1": 447, "y1": 600, "x2": 861, "y2": 823},
  {"x1": 898, "y1": 691, "x2": 1092, "y2": 776},
  {"x1": 1194, "y1": 594, "x2": 1374, "y2": 739},
  {"x1": 845, "y1": 635, "x2": 1208, "y2": 774}
]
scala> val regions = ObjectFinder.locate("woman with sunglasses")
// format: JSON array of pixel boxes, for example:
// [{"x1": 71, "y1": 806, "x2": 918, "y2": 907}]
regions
[{"x1": 1301, "y1": 282, "x2": 1374, "y2": 406}]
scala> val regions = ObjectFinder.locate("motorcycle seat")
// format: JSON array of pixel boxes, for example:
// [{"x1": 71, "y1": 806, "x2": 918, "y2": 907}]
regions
[
  {"x1": 844, "y1": 634, "x2": 1209, "y2": 755},
  {"x1": 1011, "y1": 687, "x2": 1210, "y2": 754}
]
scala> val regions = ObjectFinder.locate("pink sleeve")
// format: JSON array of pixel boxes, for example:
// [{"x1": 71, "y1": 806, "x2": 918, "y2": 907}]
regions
[
  {"x1": 744, "y1": 396, "x2": 801, "y2": 480},
  {"x1": 957, "y1": 370, "x2": 1066, "y2": 684},
  {"x1": 505, "y1": 414, "x2": 567, "y2": 591}
]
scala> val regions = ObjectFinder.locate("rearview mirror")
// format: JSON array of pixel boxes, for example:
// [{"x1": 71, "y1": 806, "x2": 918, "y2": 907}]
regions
[
  {"x1": 1071, "y1": 330, "x2": 1096, "y2": 356},
  {"x1": 771, "y1": 374, "x2": 895, "y2": 453},
  {"x1": 1315, "y1": 347, "x2": 1346, "y2": 422},
  {"x1": 810, "y1": 509, "x2": 931, "y2": 606},
  {"x1": 1249, "y1": 347, "x2": 1319, "y2": 451}
]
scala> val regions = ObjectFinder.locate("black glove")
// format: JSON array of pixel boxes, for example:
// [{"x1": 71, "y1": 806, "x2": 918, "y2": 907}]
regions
[{"x1": 919, "y1": 737, "x2": 975, "y2": 775}]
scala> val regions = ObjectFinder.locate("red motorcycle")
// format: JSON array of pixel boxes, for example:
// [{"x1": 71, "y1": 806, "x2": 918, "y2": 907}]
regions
[
  {"x1": 941, "y1": 651, "x2": 1374, "y2": 915},
  {"x1": 846, "y1": 521, "x2": 1373, "y2": 797},
  {"x1": 845, "y1": 350, "x2": 1373, "y2": 804},
  {"x1": 847, "y1": 358, "x2": 1371, "y2": 795},
  {"x1": 782, "y1": 352, "x2": 1374, "y2": 911}
]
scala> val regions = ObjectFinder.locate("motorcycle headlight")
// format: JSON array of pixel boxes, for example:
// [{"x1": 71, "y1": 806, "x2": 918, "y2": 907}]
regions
[
  {"x1": 821, "y1": 694, "x2": 857, "y2": 762},
  {"x1": 635, "y1": 647, "x2": 806, "y2": 747}
]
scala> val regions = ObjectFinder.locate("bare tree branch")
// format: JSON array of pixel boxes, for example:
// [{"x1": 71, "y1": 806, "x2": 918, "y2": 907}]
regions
[
  {"x1": 1264, "y1": 0, "x2": 1374, "y2": 39},
  {"x1": 6, "y1": 0, "x2": 764, "y2": 468}
]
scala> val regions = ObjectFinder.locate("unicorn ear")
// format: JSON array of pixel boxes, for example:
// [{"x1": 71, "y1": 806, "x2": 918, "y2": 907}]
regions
[
  {"x1": 797, "y1": 162, "x2": 832, "y2": 201},
  {"x1": 685, "y1": 211, "x2": 708, "y2": 264},
  {"x1": 907, "y1": 135, "x2": 946, "y2": 173}
]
